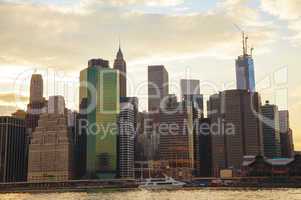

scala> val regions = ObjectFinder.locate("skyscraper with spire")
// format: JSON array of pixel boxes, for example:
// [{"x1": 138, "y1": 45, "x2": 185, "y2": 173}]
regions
[
  {"x1": 235, "y1": 33, "x2": 256, "y2": 92},
  {"x1": 114, "y1": 44, "x2": 127, "y2": 97}
]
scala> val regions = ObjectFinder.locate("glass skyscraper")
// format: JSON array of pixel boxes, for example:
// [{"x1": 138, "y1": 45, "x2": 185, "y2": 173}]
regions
[
  {"x1": 236, "y1": 54, "x2": 256, "y2": 92},
  {"x1": 80, "y1": 59, "x2": 120, "y2": 179}
]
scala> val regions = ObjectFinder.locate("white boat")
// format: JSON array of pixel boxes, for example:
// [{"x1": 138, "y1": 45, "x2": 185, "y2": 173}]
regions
[{"x1": 138, "y1": 177, "x2": 186, "y2": 189}]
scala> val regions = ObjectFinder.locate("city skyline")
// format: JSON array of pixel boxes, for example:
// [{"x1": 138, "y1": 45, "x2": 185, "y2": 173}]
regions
[{"x1": 0, "y1": 0, "x2": 300, "y2": 151}]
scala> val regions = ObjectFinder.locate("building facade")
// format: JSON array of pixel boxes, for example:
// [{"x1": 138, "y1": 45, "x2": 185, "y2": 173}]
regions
[
  {"x1": 158, "y1": 106, "x2": 194, "y2": 179},
  {"x1": 279, "y1": 110, "x2": 294, "y2": 158},
  {"x1": 118, "y1": 98, "x2": 136, "y2": 178},
  {"x1": 148, "y1": 65, "x2": 169, "y2": 112},
  {"x1": 27, "y1": 96, "x2": 74, "y2": 182},
  {"x1": 208, "y1": 90, "x2": 263, "y2": 175},
  {"x1": 197, "y1": 118, "x2": 212, "y2": 177},
  {"x1": 80, "y1": 59, "x2": 120, "y2": 179},
  {"x1": 261, "y1": 101, "x2": 281, "y2": 158},
  {"x1": 180, "y1": 79, "x2": 200, "y2": 98},
  {"x1": 0, "y1": 117, "x2": 26, "y2": 182}
]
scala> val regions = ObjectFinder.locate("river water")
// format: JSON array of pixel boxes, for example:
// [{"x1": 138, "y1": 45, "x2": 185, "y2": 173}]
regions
[{"x1": 1, "y1": 189, "x2": 301, "y2": 200}]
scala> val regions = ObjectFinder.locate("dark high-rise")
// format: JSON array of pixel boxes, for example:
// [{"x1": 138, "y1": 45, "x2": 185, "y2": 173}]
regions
[
  {"x1": 159, "y1": 106, "x2": 195, "y2": 178},
  {"x1": 197, "y1": 118, "x2": 212, "y2": 177},
  {"x1": 0, "y1": 116, "x2": 26, "y2": 182},
  {"x1": 114, "y1": 46, "x2": 127, "y2": 97},
  {"x1": 148, "y1": 65, "x2": 169, "y2": 112},
  {"x1": 261, "y1": 101, "x2": 281, "y2": 158},
  {"x1": 208, "y1": 90, "x2": 263, "y2": 174},
  {"x1": 279, "y1": 110, "x2": 294, "y2": 158}
]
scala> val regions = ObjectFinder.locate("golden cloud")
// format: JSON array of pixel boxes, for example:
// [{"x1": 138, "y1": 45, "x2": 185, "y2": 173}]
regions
[
  {"x1": 0, "y1": 93, "x2": 28, "y2": 104},
  {"x1": 0, "y1": 1, "x2": 277, "y2": 71}
]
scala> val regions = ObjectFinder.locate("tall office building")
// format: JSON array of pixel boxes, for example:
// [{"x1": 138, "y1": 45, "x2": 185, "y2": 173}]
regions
[
  {"x1": 235, "y1": 34, "x2": 256, "y2": 92},
  {"x1": 74, "y1": 99, "x2": 88, "y2": 179},
  {"x1": 118, "y1": 98, "x2": 137, "y2": 178},
  {"x1": 159, "y1": 106, "x2": 194, "y2": 178},
  {"x1": 27, "y1": 96, "x2": 74, "y2": 182},
  {"x1": 114, "y1": 46, "x2": 127, "y2": 97},
  {"x1": 208, "y1": 90, "x2": 263, "y2": 174},
  {"x1": 180, "y1": 79, "x2": 200, "y2": 98},
  {"x1": 135, "y1": 112, "x2": 148, "y2": 161},
  {"x1": 25, "y1": 74, "x2": 47, "y2": 181},
  {"x1": 144, "y1": 112, "x2": 161, "y2": 160},
  {"x1": 197, "y1": 118, "x2": 212, "y2": 177},
  {"x1": 80, "y1": 59, "x2": 120, "y2": 179},
  {"x1": 148, "y1": 65, "x2": 169, "y2": 112},
  {"x1": 261, "y1": 101, "x2": 281, "y2": 158},
  {"x1": 181, "y1": 80, "x2": 203, "y2": 176},
  {"x1": 29, "y1": 74, "x2": 43, "y2": 103},
  {"x1": 26, "y1": 74, "x2": 47, "y2": 132},
  {"x1": 279, "y1": 110, "x2": 294, "y2": 158},
  {"x1": 0, "y1": 117, "x2": 26, "y2": 182}
]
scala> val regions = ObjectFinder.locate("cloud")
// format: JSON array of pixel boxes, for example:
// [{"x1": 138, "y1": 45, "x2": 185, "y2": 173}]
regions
[
  {"x1": 0, "y1": 93, "x2": 29, "y2": 104},
  {"x1": 0, "y1": 0, "x2": 276, "y2": 72},
  {"x1": 0, "y1": 105, "x2": 18, "y2": 116},
  {"x1": 260, "y1": 0, "x2": 301, "y2": 20},
  {"x1": 260, "y1": 0, "x2": 301, "y2": 46},
  {"x1": 98, "y1": 0, "x2": 184, "y2": 7}
]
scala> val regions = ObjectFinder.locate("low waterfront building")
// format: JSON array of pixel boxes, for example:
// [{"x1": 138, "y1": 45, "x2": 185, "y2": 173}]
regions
[{"x1": 242, "y1": 155, "x2": 301, "y2": 177}]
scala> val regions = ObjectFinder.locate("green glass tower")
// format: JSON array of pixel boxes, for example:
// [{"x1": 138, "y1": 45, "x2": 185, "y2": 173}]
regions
[{"x1": 80, "y1": 59, "x2": 120, "y2": 179}]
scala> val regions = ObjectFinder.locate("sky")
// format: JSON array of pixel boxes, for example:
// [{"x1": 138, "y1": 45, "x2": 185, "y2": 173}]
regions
[{"x1": 0, "y1": 0, "x2": 301, "y2": 149}]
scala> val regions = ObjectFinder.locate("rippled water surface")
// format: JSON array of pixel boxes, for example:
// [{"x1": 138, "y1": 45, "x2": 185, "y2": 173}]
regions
[{"x1": 1, "y1": 189, "x2": 301, "y2": 200}]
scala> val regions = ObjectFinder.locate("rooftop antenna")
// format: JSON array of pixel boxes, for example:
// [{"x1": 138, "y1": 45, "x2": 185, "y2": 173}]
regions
[
  {"x1": 245, "y1": 35, "x2": 249, "y2": 55},
  {"x1": 251, "y1": 46, "x2": 254, "y2": 57},
  {"x1": 234, "y1": 24, "x2": 246, "y2": 56}
]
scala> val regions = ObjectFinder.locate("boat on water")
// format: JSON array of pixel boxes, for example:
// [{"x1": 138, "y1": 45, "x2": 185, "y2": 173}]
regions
[{"x1": 138, "y1": 177, "x2": 186, "y2": 189}]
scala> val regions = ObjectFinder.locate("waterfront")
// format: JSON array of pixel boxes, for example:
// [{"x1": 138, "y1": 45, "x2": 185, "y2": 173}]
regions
[{"x1": 1, "y1": 189, "x2": 301, "y2": 200}]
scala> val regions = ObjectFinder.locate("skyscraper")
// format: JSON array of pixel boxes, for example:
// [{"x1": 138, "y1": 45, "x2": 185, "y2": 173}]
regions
[
  {"x1": 261, "y1": 101, "x2": 281, "y2": 158},
  {"x1": 80, "y1": 59, "x2": 120, "y2": 179},
  {"x1": 148, "y1": 65, "x2": 169, "y2": 112},
  {"x1": 114, "y1": 46, "x2": 127, "y2": 97},
  {"x1": 235, "y1": 34, "x2": 256, "y2": 92},
  {"x1": 27, "y1": 96, "x2": 74, "y2": 182},
  {"x1": 181, "y1": 79, "x2": 203, "y2": 176},
  {"x1": 180, "y1": 79, "x2": 200, "y2": 98},
  {"x1": 159, "y1": 106, "x2": 194, "y2": 179},
  {"x1": 197, "y1": 118, "x2": 212, "y2": 177},
  {"x1": 29, "y1": 74, "x2": 43, "y2": 103},
  {"x1": 25, "y1": 74, "x2": 47, "y2": 181},
  {"x1": 0, "y1": 116, "x2": 26, "y2": 182},
  {"x1": 118, "y1": 98, "x2": 137, "y2": 178},
  {"x1": 26, "y1": 74, "x2": 47, "y2": 133},
  {"x1": 279, "y1": 110, "x2": 294, "y2": 158},
  {"x1": 208, "y1": 90, "x2": 263, "y2": 174}
]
